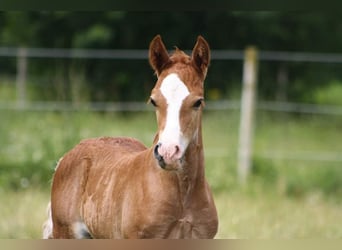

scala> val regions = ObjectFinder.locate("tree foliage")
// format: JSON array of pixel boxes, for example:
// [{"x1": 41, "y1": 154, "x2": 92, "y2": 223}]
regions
[{"x1": 1, "y1": 12, "x2": 342, "y2": 102}]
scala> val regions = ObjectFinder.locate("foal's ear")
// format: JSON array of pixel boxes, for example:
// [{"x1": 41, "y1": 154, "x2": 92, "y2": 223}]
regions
[
  {"x1": 191, "y1": 36, "x2": 210, "y2": 77},
  {"x1": 149, "y1": 35, "x2": 170, "y2": 76}
]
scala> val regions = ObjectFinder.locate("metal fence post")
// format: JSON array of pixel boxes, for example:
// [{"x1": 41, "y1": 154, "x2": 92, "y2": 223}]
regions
[{"x1": 238, "y1": 46, "x2": 258, "y2": 185}]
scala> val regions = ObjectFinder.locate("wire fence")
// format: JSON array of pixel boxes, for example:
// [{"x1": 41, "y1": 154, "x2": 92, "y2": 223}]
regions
[
  {"x1": 1, "y1": 47, "x2": 342, "y2": 166},
  {"x1": 2, "y1": 47, "x2": 342, "y2": 62},
  {"x1": 2, "y1": 100, "x2": 342, "y2": 116}
]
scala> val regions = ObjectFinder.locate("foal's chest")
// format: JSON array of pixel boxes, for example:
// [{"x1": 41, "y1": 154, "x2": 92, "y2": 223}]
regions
[{"x1": 128, "y1": 209, "x2": 215, "y2": 239}]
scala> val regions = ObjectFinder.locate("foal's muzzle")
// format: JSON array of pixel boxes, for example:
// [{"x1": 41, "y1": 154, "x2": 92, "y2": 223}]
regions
[{"x1": 154, "y1": 143, "x2": 166, "y2": 169}]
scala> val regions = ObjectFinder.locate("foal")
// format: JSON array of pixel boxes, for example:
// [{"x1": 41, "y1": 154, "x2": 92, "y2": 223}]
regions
[{"x1": 43, "y1": 35, "x2": 218, "y2": 239}]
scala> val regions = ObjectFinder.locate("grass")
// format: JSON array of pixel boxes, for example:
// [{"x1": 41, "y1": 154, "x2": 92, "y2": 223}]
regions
[
  {"x1": 0, "y1": 109, "x2": 341, "y2": 238},
  {"x1": 0, "y1": 188, "x2": 340, "y2": 239},
  {"x1": 0, "y1": 188, "x2": 49, "y2": 239},
  {"x1": 215, "y1": 190, "x2": 342, "y2": 238}
]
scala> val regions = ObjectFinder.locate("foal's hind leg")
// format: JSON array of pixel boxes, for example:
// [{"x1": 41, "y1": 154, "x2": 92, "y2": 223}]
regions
[
  {"x1": 43, "y1": 202, "x2": 79, "y2": 239},
  {"x1": 51, "y1": 220, "x2": 92, "y2": 239},
  {"x1": 49, "y1": 156, "x2": 92, "y2": 238},
  {"x1": 42, "y1": 202, "x2": 81, "y2": 239}
]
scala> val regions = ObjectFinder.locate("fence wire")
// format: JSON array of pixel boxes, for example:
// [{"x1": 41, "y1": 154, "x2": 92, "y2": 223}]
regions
[
  {"x1": 1, "y1": 100, "x2": 342, "y2": 116},
  {"x1": 2, "y1": 47, "x2": 342, "y2": 63},
  {"x1": 1, "y1": 47, "x2": 342, "y2": 165}
]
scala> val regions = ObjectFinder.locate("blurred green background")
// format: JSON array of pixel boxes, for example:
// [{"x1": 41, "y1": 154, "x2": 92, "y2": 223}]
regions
[{"x1": 0, "y1": 12, "x2": 341, "y2": 238}]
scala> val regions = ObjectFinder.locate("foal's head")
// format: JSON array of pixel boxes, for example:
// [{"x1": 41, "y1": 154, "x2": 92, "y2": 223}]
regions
[{"x1": 148, "y1": 35, "x2": 210, "y2": 170}]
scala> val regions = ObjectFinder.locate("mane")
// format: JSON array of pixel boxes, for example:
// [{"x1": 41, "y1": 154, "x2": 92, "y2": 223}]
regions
[
  {"x1": 169, "y1": 48, "x2": 191, "y2": 65},
  {"x1": 158, "y1": 48, "x2": 194, "y2": 77}
]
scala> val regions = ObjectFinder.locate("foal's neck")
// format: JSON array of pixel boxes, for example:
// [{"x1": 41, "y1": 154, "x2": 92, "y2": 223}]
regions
[
  {"x1": 174, "y1": 126, "x2": 205, "y2": 203},
  {"x1": 150, "y1": 122, "x2": 205, "y2": 204}
]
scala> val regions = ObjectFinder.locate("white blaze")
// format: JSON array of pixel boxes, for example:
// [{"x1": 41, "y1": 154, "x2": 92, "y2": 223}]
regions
[{"x1": 159, "y1": 73, "x2": 190, "y2": 153}]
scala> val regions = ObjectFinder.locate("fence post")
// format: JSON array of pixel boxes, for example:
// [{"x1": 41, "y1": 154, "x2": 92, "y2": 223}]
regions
[
  {"x1": 238, "y1": 46, "x2": 258, "y2": 185},
  {"x1": 16, "y1": 47, "x2": 28, "y2": 107}
]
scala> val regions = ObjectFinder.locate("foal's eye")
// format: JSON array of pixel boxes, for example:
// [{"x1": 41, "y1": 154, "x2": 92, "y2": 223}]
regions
[
  {"x1": 150, "y1": 97, "x2": 157, "y2": 107},
  {"x1": 193, "y1": 98, "x2": 203, "y2": 109}
]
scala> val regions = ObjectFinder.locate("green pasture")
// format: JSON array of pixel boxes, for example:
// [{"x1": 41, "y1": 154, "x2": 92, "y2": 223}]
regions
[{"x1": 0, "y1": 109, "x2": 341, "y2": 238}]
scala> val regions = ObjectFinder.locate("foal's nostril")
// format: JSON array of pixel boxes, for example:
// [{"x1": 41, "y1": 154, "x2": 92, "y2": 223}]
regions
[
  {"x1": 174, "y1": 145, "x2": 179, "y2": 154},
  {"x1": 153, "y1": 143, "x2": 166, "y2": 168},
  {"x1": 154, "y1": 143, "x2": 161, "y2": 158}
]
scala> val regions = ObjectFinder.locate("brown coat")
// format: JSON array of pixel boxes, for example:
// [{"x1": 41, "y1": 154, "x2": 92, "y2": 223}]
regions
[{"x1": 43, "y1": 35, "x2": 218, "y2": 239}]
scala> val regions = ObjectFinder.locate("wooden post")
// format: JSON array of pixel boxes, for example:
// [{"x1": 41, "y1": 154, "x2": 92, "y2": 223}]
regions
[
  {"x1": 238, "y1": 46, "x2": 258, "y2": 185},
  {"x1": 16, "y1": 47, "x2": 28, "y2": 107}
]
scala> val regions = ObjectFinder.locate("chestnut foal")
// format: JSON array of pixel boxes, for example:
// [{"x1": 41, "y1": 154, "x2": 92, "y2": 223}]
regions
[{"x1": 43, "y1": 35, "x2": 218, "y2": 239}]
